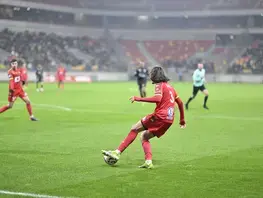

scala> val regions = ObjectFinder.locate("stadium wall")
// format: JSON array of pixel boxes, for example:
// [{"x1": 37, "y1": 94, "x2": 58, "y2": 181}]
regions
[
  {"x1": 0, "y1": 72, "x2": 262, "y2": 83},
  {"x1": 0, "y1": 72, "x2": 129, "y2": 82},
  {"x1": 170, "y1": 73, "x2": 263, "y2": 84}
]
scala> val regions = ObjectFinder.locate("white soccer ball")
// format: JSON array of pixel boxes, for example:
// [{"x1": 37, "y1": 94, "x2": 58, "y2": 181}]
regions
[{"x1": 103, "y1": 155, "x2": 118, "y2": 166}]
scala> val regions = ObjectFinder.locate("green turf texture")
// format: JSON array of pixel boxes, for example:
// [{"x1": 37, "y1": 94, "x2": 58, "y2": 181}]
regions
[{"x1": 0, "y1": 82, "x2": 263, "y2": 198}]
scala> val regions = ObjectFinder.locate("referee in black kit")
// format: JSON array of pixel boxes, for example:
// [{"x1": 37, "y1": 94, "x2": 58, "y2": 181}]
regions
[{"x1": 135, "y1": 62, "x2": 149, "y2": 98}]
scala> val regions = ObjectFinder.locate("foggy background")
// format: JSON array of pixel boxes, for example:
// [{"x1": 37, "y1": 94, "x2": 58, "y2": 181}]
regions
[{"x1": 0, "y1": 0, "x2": 263, "y2": 80}]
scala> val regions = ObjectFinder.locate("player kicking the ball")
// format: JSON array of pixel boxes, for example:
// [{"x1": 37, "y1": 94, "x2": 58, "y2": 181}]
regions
[
  {"x1": 0, "y1": 59, "x2": 38, "y2": 121},
  {"x1": 102, "y1": 66, "x2": 186, "y2": 169}
]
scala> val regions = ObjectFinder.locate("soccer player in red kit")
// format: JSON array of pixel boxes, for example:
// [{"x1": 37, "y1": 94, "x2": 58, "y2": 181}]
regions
[
  {"x1": 57, "y1": 65, "x2": 66, "y2": 89},
  {"x1": 20, "y1": 62, "x2": 28, "y2": 88},
  {"x1": 0, "y1": 59, "x2": 37, "y2": 121},
  {"x1": 102, "y1": 66, "x2": 186, "y2": 168}
]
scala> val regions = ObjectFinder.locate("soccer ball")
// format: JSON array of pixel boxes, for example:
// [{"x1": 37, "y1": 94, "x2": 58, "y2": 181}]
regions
[{"x1": 103, "y1": 155, "x2": 118, "y2": 166}]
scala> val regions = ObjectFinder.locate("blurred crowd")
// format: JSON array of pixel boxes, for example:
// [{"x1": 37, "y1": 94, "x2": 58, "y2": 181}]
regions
[
  {"x1": 162, "y1": 59, "x2": 215, "y2": 74},
  {"x1": 229, "y1": 46, "x2": 263, "y2": 74},
  {"x1": 0, "y1": 28, "x2": 81, "y2": 70},
  {"x1": 0, "y1": 29, "x2": 117, "y2": 71}
]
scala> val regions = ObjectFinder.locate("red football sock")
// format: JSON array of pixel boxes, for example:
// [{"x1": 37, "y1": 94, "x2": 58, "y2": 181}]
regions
[
  {"x1": 0, "y1": 105, "x2": 9, "y2": 113},
  {"x1": 117, "y1": 130, "x2": 138, "y2": 153},
  {"x1": 26, "y1": 103, "x2": 33, "y2": 116},
  {"x1": 142, "y1": 140, "x2": 152, "y2": 160}
]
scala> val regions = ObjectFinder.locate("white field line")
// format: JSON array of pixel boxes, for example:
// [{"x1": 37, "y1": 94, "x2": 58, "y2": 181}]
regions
[
  {"x1": 0, "y1": 101, "x2": 71, "y2": 112},
  {"x1": 0, "y1": 190, "x2": 76, "y2": 198},
  {"x1": 0, "y1": 100, "x2": 262, "y2": 121},
  {"x1": 32, "y1": 104, "x2": 71, "y2": 111}
]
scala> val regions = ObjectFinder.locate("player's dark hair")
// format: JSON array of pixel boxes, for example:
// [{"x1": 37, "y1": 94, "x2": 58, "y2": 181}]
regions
[
  {"x1": 18, "y1": 60, "x2": 24, "y2": 66},
  {"x1": 150, "y1": 66, "x2": 170, "y2": 84},
  {"x1": 10, "y1": 59, "x2": 17, "y2": 64}
]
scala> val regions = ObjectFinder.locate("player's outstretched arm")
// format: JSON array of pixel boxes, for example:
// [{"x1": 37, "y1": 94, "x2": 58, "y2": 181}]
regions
[
  {"x1": 130, "y1": 95, "x2": 162, "y2": 103},
  {"x1": 175, "y1": 97, "x2": 186, "y2": 128}
]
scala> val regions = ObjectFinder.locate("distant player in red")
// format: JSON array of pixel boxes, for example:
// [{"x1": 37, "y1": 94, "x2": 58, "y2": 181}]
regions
[
  {"x1": 20, "y1": 62, "x2": 28, "y2": 88},
  {"x1": 102, "y1": 66, "x2": 186, "y2": 168},
  {"x1": 56, "y1": 65, "x2": 66, "y2": 89},
  {"x1": 0, "y1": 59, "x2": 37, "y2": 121}
]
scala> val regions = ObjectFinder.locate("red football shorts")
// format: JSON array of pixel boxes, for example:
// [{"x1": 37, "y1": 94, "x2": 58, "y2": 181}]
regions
[
  {"x1": 8, "y1": 89, "x2": 27, "y2": 102},
  {"x1": 58, "y1": 77, "x2": 65, "y2": 82},
  {"x1": 141, "y1": 114, "x2": 172, "y2": 138}
]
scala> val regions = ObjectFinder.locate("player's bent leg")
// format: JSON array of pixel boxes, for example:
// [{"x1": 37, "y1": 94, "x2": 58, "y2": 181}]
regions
[
  {"x1": 0, "y1": 102, "x2": 13, "y2": 113},
  {"x1": 186, "y1": 86, "x2": 199, "y2": 110},
  {"x1": 36, "y1": 82, "x2": 40, "y2": 92},
  {"x1": 21, "y1": 96, "x2": 38, "y2": 121},
  {"x1": 140, "y1": 130, "x2": 155, "y2": 142},
  {"x1": 40, "y1": 82, "x2": 44, "y2": 92},
  {"x1": 8, "y1": 102, "x2": 14, "y2": 109},
  {"x1": 102, "y1": 120, "x2": 146, "y2": 160},
  {"x1": 139, "y1": 84, "x2": 143, "y2": 97},
  {"x1": 141, "y1": 85, "x2": 146, "y2": 98},
  {"x1": 185, "y1": 92, "x2": 197, "y2": 110},
  {"x1": 131, "y1": 120, "x2": 146, "y2": 132},
  {"x1": 139, "y1": 131, "x2": 154, "y2": 169},
  {"x1": 202, "y1": 89, "x2": 209, "y2": 109}
]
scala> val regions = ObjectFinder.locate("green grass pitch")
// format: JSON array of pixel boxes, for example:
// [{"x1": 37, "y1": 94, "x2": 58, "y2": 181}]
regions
[{"x1": 0, "y1": 82, "x2": 263, "y2": 198}]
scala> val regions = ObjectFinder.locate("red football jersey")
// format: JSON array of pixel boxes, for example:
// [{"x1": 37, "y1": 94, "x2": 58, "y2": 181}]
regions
[
  {"x1": 8, "y1": 69, "x2": 23, "y2": 90},
  {"x1": 153, "y1": 82, "x2": 178, "y2": 123},
  {"x1": 57, "y1": 67, "x2": 66, "y2": 77},
  {"x1": 20, "y1": 67, "x2": 27, "y2": 75},
  {"x1": 20, "y1": 67, "x2": 27, "y2": 80}
]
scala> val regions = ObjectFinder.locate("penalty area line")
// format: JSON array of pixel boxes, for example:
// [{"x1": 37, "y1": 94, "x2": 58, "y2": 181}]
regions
[
  {"x1": 0, "y1": 101, "x2": 72, "y2": 112},
  {"x1": 33, "y1": 103, "x2": 72, "y2": 112},
  {"x1": 0, "y1": 190, "x2": 76, "y2": 198}
]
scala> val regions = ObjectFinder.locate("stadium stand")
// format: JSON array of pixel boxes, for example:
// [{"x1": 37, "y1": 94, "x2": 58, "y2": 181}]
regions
[
  {"x1": 144, "y1": 40, "x2": 214, "y2": 62},
  {"x1": 0, "y1": 29, "x2": 81, "y2": 70},
  {"x1": 0, "y1": 0, "x2": 262, "y2": 75},
  {"x1": 230, "y1": 41, "x2": 263, "y2": 74},
  {"x1": 120, "y1": 40, "x2": 147, "y2": 63},
  {"x1": 0, "y1": 29, "x2": 119, "y2": 71}
]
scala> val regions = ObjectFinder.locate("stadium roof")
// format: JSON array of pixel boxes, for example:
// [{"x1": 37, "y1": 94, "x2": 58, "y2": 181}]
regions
[{"x1": 19, "y1": 0, "x2": 261, "y2": 11}]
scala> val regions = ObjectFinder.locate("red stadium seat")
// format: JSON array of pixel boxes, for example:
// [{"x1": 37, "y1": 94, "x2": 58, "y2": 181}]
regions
[
  {"x1": 144, "y1": 40, "x2": 214, "y2": 62},
  {"x1": 120, "y1": 40, "x2": 147, "y2": 63}
]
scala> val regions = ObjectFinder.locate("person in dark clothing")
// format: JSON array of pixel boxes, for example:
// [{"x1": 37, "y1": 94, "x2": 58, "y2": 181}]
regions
[
  {"x1": 135, "y1": 62, "x2": 149, "y2": 98},
  {"x1": 36, "y1": 65, "x2": 44, "y2": 92}
]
